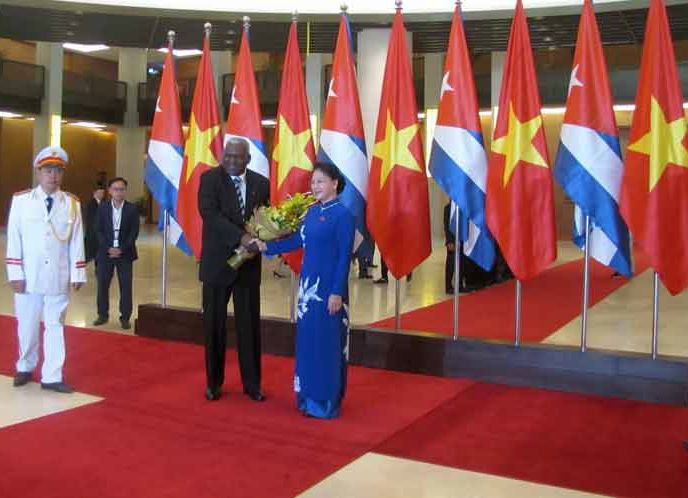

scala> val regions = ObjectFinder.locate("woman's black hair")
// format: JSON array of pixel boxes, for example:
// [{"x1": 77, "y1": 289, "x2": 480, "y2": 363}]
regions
[{"x1": 313, "y1": 161, "x2": 346, "y2": 194}]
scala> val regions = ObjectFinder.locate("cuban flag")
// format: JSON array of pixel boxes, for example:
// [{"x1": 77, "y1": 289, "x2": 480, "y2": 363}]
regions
[
  {"x1": 428, "y1": 4, "x2": 495, "y2": 271},
  {"x1": 226, "y1": 22, "x2": 269, "y2": 179},
  {"x1": 554, "y1": 0, "x2": 631, "y2": 277},
  {"x1": 317, "y1": 10, "x2": 371, "y2": 257},
  {"x1": 144, "y1": 45, "x2": 191, "y2": 255}
]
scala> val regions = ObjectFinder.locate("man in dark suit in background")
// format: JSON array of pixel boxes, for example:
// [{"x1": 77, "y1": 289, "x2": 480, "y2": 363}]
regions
[
  {"x1": 444, "y1": 202, "x2": 457, "y2": 294},
  {"x1": 198, "y1": 137, "x2": 269, "y2": 402},
  {"x1": 93, "y1": 177, "x2": 139, "y2": 330},
  {"x1": 84, "y1": 184, "x2": 105, "y2": 267}
]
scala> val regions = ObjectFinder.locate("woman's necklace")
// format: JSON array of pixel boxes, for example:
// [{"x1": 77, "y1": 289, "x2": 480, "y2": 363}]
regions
[{"x1": 319, "y1": 199, "x2": 339, "y2": 221}]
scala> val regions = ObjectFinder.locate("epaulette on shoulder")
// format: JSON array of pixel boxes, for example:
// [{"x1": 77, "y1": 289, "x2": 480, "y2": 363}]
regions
[
  {"x1": 65, "y1": 192, "x2": 80, "y2": 202},
  {"x1": 13, "y1": 189, "x2": 31, "y2": 197}
]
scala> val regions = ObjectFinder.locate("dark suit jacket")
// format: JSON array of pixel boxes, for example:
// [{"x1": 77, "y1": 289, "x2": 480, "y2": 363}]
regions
[
  {"x1": 444, "y1": 203, "x2": 454, "y2": 247},
  {"x1": 84, "y1": 197, "x2": 101, "y2": 262},
  {"x1": 198, "y1": 167, "x2": 270, "y2": 286},
  {"x1": 95, "y1": 200, "x2": 140, "y2": 261}
]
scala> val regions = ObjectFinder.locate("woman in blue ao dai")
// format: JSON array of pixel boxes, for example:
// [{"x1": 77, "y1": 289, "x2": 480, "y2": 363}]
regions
[{"x1": 258, "y1": 163, "x2": 354, "y2": 418}]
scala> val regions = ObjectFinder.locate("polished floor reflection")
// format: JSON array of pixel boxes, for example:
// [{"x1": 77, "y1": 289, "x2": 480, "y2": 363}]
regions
[{"x1": 1, "y1": 227, "x2": 687, "y2": 357}]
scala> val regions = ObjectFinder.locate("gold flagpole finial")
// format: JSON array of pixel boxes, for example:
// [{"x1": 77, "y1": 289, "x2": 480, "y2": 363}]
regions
[
  {"x1": 292, "y1": 10, "x2": 299, "y2": 23},
  {"x1": 204, "y1": 22, "x2": 212, "y2": 37},
  {"x1": 395, "y1": 0, "x2": 402, "y2": 11},
  {"x1": 340, "y1": 3, "x2": 348, "y2": 13},
  {"x1": 167, "y1": 30, "x2": 176, "y2": 48},
  {"x1": 243, "y1": 16, "x2": 251, "y2": 31}
]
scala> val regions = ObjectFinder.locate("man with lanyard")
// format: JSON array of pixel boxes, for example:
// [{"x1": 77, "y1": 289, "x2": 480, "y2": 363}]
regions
[
  {"x1": 6, "y1": 146, "x2": 86, "y2": 394},
  {"x1": 93, "y1": 177, "x2": 139, "y2": 330}
]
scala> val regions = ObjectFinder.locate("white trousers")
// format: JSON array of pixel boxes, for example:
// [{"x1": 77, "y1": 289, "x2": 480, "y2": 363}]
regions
[{"x1": 14, "y1": 293, "x2": 70, "y2": 384}]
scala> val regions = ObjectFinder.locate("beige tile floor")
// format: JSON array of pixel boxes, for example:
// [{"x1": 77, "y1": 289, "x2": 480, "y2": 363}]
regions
[
  {"x1": 1, "y1": 227, "x2": 685, "y2": 497},
  {"x1": 297, "y1": 453, "x2": 609, "y2": 498},
  {"x1": 0, "y1": 375, "x2": 102, "y2": 429}
]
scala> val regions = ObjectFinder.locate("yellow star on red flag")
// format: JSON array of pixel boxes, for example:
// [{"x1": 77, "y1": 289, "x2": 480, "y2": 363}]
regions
[
  {"x1": 372, "y1": 111, "x2": 422, "y2": 187},
  {"x1": 491, "y1": 103, "x2": 548, "y2": 186},
  {"x1": 271, "y1": 115, "x2": 313, "y2": 188},
  {"x1": 627, "y1": 96, "x2": 688, "y2": 190},
  {"x1": 183, "y1": 113, "x2": 220, "y2": 181}
]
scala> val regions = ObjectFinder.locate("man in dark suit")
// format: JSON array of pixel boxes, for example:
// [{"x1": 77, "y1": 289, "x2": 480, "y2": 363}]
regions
[
  {"x1": 84, "y1": 184, "x2": 105, "y2": 266},
  {"x1": 198, "y1": 137, "x2": 269, "y2": 402},
  {"x1": 444, "y1": 202, "x2": 457, "y2": 294},
  {"x1": 93, "y1": 177, "x2": 139, "y2": 330}
]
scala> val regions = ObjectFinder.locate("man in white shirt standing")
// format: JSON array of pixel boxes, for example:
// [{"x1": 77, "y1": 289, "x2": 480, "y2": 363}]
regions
[{"x1": 5, "y1": 146, "x2": 86, "y2": 394}]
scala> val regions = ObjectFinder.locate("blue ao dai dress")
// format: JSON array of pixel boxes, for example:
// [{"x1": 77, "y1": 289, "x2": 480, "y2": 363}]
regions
[{"x1": 265, "y1": 198, "x2": 354, "y2": 418}]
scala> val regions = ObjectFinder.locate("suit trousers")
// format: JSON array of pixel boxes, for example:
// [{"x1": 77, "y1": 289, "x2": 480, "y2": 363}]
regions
[
  {"x1": 202, "y1": 281, "x2": 261, "y2": 393},
  {"x1": 97, "y1": 257, "x2": 133, "y2": 320},
  {"x1": 15, "y1": 292, "x2": 69, "y2": 383},
  {"x1": 445, "y1": 249, "x2": 456, "y2": 292}
]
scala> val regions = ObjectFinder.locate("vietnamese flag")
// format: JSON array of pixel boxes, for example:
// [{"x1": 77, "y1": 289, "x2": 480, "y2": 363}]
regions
[
  {"x1": 485, "y1": 0, "x2": 556, "y2": 281},
  {"x1": 366, "y1": 6, "x2": 431, "y2": 279},
  {"x1": 620, "y1": 0, "x2": 688, "y2": 295},
  {"x1": 176, "y1": 26, "x2": 223, "y2": 259},
  {"x1": 270, "y1": 19, "x2": 316, "y2": 272}
]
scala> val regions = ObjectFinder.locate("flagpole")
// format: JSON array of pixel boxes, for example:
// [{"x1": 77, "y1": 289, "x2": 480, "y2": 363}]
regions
[
  {"x1": 651, "y1": 271, "x2": 660, "y2": 360},
  {"x1": 452, "y1": 207, "x2": 460, "y2": 340},
  {"x1": 514, "y1": 280, "x2": 522, "y2": 346},
  {"x1": 395, "y1": 278, "x2": 401, "y2": 332},
  {"x1": 161, "y1": 211, "x2": 169, "y2": 307},
  {"x1": 159, "y1": 29, "x2": 176, "y2": 309},
  {"x1": 580, "y1": 215, "x2": 592, "y2": 352}
]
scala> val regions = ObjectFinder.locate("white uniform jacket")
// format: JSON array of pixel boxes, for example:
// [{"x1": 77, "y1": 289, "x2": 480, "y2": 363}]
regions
[{"x1": 5, "y1": 187, "x2": 87, "y2": 295}]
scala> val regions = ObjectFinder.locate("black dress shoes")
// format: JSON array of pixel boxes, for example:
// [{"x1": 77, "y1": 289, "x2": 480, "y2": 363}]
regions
[
  {"x1": 120, "y1": 319, "x2": 131, "y2": 330},
  {"x1": 93, "y1": 316, "x2": 108, "y2": 326},
  {"x1": 244, "y1": 389, "x2": 266, "y2": 402},
  {"x1": 41, "y1": 382, "x2": 74, "y2": 394},
  {"x1": 373, "y1": 277, "x2": 388, "y2": 284},
  {"x1": 13, "y1": 371, "x2": 31, "y2": 387},
  {"x1": 205, "y1": 387, "x2": 221, "y2": 401}
]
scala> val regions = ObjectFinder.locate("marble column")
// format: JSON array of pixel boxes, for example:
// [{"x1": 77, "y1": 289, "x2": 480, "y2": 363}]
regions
[
  {"x1": 116, "y1": 47, "x2": 147, "y2": 201},
  {"x1": 423, "y1": 52, "x2": 446, "y2": 243},
  {"x1": 33, "y1": 42, "x2": 63, "y2": 156},
  {"x1": 211, "y1": 50, "x2": 233, "y2": 112},
  {"x1": 305, "y1": 52, "x2": 325, "y2": 147}
]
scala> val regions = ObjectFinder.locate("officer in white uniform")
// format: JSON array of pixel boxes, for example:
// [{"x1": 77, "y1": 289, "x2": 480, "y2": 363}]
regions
[{"x1": 5, "y1": 146, "x2": 86, "y2": 393}]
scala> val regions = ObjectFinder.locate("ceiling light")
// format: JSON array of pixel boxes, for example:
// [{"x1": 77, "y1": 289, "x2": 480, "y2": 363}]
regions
[
  {"x1": 0, "y1": 111, "x2": 22, "y2": 118},
  {"x1": 157, "y1": 48, "x2": 203, "y2": 58},
  {"x1": 70, "y1": 121, "x2": 106, "y2": 129},
  {"x1": 63, "y1": 43, "x2": 109, "y2": 53}
]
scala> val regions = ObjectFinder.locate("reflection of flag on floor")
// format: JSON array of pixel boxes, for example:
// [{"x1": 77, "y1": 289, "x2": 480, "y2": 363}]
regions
[
  {"x1": 143, "y1": 42, "x2": 191, "y2": 255},
  {"x1": 554, "y1": 0, "x2": 631, "y2": 277},
  {"x1": 226, "y1": 20, "x2": 268, "y2": 180},
  {"x1": 176, "y1": 28, "x2": 223, "y2": 259},
  {"x1": 318, "y1": 10, "x2": 371, "y2": 257},
  {"x1": 486, "y1": 0, "x2": 556, "y2": 281},
  {"x1": 270, "y1": 19, "x2": 315, "y2": 272},
  {"x1": 620, "y1": 0, "x2": 688, "y2": 295},
  {"x1": 429, "y1": 3, "x2": 494, "y2": 272},
  {"x1": 366, "y1": 6, "x2": 431, "y2": 279}
]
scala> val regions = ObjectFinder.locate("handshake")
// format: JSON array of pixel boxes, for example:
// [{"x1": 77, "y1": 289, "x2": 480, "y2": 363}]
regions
[{"x1": 240, "y1": 233, "x2": 267, "y2": 254}]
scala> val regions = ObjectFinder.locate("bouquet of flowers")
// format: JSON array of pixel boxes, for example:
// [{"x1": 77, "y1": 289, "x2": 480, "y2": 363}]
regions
[{"x1": 228, "y1": 192, "x2": 315, "y2": 270}]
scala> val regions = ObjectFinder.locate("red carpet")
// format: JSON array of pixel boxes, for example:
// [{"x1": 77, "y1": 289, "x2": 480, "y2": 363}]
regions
[
  {"x1": 375, "y1": 382, "x2": 688, "y2": 498},
  {"x1": 0, "y1": 316, "x2": 468, "y2": 498},
  {"x1": 2, "y1": 314, "x2": 686, "y2": 498},
  {"x1": 371, "y1": 254, "x2": 649, "y2": 343}
]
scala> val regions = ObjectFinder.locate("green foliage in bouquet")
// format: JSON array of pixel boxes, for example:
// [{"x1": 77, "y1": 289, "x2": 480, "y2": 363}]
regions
[{"x1": 228, "y1": 193, "x2": 316, "y2": 270}]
